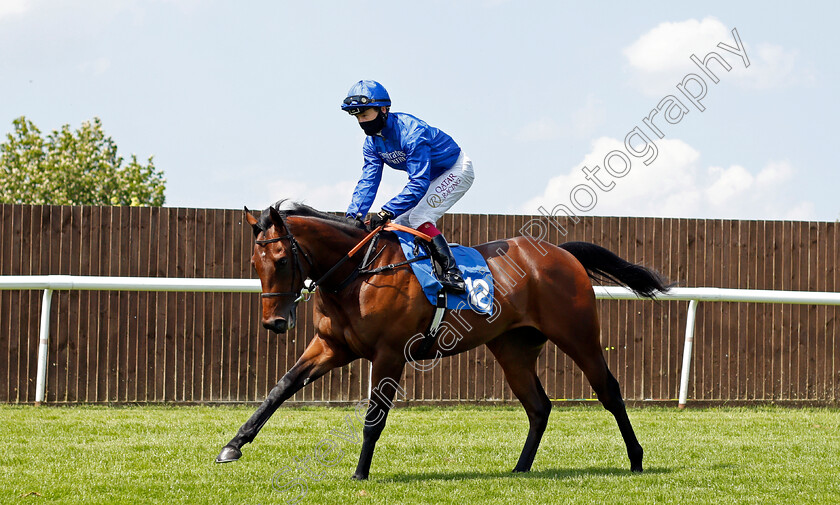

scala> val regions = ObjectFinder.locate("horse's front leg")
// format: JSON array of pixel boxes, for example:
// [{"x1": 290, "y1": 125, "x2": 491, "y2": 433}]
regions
[
  {"x1": 351, "y1": 357, "x2": 406, "y2": 480},
  {"x1": 216, "y1": 336, "x2": 352, "y2": 463}
]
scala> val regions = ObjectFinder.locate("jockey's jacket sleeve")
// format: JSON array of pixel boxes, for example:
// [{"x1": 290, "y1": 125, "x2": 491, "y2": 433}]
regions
[
  {"x1": 346, "y1": 139, "x2": 384, "y2": 218},
  {"x1": 381, "y1": 128, "x2": 432, "y2": 217}
]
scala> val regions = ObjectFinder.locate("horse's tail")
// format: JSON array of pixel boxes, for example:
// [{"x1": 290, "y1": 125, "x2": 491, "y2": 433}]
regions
[{"x1": 559, "y1": 241, "x2": 672, "y2": 298}]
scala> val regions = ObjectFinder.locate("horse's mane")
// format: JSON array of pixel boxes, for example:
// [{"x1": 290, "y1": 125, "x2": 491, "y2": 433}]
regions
[{"x1": 255, "y1": 199, "x2": 367, "y2": 236}]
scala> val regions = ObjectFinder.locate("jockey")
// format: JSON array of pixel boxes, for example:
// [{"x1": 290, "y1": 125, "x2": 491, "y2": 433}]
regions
[{"x1": 342, "y1": 80, "x2": 474, "y2": 294}]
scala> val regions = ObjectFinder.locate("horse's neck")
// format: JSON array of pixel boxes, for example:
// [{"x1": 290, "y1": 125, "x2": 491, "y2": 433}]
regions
[{"x1": 286, "y1": 216, "x2": 368, "y2": 280}]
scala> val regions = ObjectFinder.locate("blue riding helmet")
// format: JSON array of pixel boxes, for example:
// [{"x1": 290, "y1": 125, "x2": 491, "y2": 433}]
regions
[{"x1": 341, "y1": 80, "x2": 391, "y2": 115}]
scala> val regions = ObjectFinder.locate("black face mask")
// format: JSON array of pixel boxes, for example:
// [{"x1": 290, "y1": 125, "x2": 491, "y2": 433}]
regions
[{"x1": 359, "y1": 111, "x2": 387, "y2": 136}]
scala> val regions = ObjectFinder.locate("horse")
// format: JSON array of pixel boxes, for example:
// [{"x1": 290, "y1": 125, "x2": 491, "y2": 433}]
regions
[{"x1": 216, "y1": 201, "x2": 670, "y2": 480}]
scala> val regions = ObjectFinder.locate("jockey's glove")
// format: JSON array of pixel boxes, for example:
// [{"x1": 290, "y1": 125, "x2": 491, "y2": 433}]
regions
[
  {"x1": 369, "y1": 209, "x2": 395, "y2": 230},
  {"x1": 351, "y1": 212, "x2": 366, "y2": 228}
]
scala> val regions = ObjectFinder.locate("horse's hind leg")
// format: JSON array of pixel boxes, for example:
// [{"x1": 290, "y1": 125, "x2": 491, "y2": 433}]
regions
[
  {"x1": 486, "y1": 328, "x2": 551, "y2": 473},
  {"x1": 563, "y1": 339, "x2": 644, "y2": 472}
]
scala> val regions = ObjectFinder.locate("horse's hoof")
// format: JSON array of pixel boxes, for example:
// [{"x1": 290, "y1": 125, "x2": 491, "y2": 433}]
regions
[
  {"x1": 215, "y1": 445, "x2": 242, "y2": 463},
  {"x1": 350, "y1": 473, "x2": 368, "y2": 481},
  {"x1": 631, "y1": 464, "x2": 643, "y2": 473}
]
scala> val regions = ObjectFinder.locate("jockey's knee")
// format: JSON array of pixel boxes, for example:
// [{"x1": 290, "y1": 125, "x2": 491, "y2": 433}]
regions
[{"x1": 417, "y1": 222, "x2": 441, "y2": 238}]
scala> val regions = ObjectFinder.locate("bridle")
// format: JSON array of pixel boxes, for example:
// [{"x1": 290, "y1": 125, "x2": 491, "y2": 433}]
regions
[{"x1": 254, "y1": 232, "x2": 313, "y2": 301}]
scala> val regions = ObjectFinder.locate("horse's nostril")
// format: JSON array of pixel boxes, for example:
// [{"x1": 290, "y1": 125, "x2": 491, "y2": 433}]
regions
[{"x1": 263, "y1": 318, "x2": 287, "y2": 334}]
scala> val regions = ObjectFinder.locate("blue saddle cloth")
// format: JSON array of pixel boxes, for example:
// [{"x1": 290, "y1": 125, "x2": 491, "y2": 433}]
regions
[{"x1": 392, "y1": 230, "x2": 494, "y2": 315}]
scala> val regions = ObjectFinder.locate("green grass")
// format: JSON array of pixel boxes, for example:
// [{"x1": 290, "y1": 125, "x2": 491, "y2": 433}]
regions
[{"x1": 1, "y1": 405, "x2": 839, "y2": 504}]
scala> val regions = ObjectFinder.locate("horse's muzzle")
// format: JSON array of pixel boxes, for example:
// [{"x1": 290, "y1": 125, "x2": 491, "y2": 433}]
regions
[
  {"x1": 263, "y1": 318, "x2": 289, "y2": 334},
  {"x1": 263, "y1": 308, "x2": 296, "y2": 334}
]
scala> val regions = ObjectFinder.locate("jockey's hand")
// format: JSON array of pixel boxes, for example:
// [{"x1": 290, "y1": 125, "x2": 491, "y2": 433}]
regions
[
  {"x1": 369, "y1": 209, "x2": 394, "y2": 230},
  {"x1": 351, "y1": 212, "x2": 366, "y2": 228}
]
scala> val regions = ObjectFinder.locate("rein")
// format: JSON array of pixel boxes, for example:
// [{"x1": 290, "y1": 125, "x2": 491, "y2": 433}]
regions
[{"x1": 255, "y1": 221, "x2": 431, "y2": 303}]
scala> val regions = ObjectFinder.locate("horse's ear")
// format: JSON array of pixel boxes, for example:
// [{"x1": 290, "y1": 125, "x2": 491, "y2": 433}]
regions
[
  {"x1": 243, "y1": 206, "x2": 259, "y2": 227},
  {"x1": 268, "y1": 205, "x2": 286, "y2": 231}
]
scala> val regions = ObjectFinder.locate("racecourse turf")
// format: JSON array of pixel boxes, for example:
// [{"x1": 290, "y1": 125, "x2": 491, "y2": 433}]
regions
[{"x1": 1, "y1": 405, "x2": 838, "y2": 504}]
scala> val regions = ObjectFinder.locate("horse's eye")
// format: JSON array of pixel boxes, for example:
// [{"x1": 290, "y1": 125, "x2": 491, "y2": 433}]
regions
[{"x1": 278, "y1": 258, "x2": 288, "y2": 267}]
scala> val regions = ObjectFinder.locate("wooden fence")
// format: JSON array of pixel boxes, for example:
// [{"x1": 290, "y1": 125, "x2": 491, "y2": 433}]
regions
[{"x1": 1, "y1": 204, "x2": 838, "y2": 405}]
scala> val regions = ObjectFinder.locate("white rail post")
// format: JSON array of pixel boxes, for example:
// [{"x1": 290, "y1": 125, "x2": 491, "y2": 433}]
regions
[
  {"x1": 35, "y1": 288, "x2": 54, "y2": 405},
  {"x1": 677, "y1": 299, "x2": 699, "y2": 409},
  {"x1": 368, "y1": 361, "x2": 373, "y2": 399}
]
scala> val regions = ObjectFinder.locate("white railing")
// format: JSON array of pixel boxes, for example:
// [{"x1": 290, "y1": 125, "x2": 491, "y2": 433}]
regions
[
  {"x1": 2, "y1": 275, "x2": 840, "y2": 407},
  {"x1": 593, "y1": 286, "x2": 840, "y2": 407},
  {"x1": 0, "y1": 275, "x2": 261, "y2": 404}
]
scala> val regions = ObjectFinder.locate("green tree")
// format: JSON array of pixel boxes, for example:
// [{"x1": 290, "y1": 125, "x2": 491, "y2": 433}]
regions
[{"x1": 0, "y1": 116, "x2": 165, "y2": 206}]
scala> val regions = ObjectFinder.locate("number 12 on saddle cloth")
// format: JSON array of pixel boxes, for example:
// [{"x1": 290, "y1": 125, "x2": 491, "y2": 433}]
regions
[{"x1": 392, "y1": 230, "x2": 494, "y2": 315}]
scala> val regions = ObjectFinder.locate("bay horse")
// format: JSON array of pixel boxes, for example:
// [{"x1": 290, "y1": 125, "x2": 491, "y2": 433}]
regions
[{"x1": 216, "y1": 201, "x2": 670, "y2": 479}]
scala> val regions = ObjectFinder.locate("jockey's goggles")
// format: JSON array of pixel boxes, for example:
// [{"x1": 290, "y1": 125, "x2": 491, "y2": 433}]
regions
[
  {"x1": 344, "y1": 95, "x2": 374, "y2": 106},
  {"x1": 343, "y1": 94, "x2": 390, "y2": 115}
]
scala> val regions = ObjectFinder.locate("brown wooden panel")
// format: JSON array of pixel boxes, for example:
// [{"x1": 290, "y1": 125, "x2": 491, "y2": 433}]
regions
[
  {"x1": 11, "y1": 206, "x2": 25, "y2": 402},
  {"x1": 743, "y1": 220, "x2": 756, "y2": 400},
  {"x1": 66, "y1": 206, "x2": 82, "y2": 402},
  {"x1": 0, "y1": 206, "x2": 10, "y2": 402},
  {"x1": 667, "y1": 218, "x2": 683, "y2": 400},
  {"x1": 822, "y1": 222, "x2": 834, "y2": 401},
  {"x1": 8, "y1": 206, "x2": 24, "y2": 401},
  {"x1": 194, "y1": 208, "x2": 209, "y2": 401},
  {"x1": 832, "y1": 222, "x2": 839, "y2": 402},
  {"x1": 222, "y1": 210, "x2": 236, "y2": 401},
  {"x1": 770, "y1": 219, "x2": 783, "y2": 400},
  {"x1": 16, "y1": 206, "x2": 34, "y2": 402},
  {"x1": 76, "y1": 206, "x2": 91, "y2": 402},
  {"x1": 147, "y1": 206, "x2": 163, "y2": 401},
  {"x1": 807, "y1": 222, "x2": 820, "y2": 400},
  {"x1": 236, "y1": 212, "x2": 252, "y2": 401},
  {"x1": 24, "y1": 206, "x2": 41, "y2": 402},
  {"x1": 723, "y1": 220, "x2": 737, "y2": 399},
  {"x1": 648, "y1": 217, "x2": 660, "y2": 400},
  {"x1": 47, "y1": 206, "x2": 63, "y2": 401},
  {"x1": 138, "y1": 207, "x2": 154, "y2": 401},
  {"x1": 96, "y1": 207, "x2": 114, "y2": 402},
  {"x1": 689, "y1": 219, "x2": 703, "y2": 400},
  {"x1": 788, "y1": 222, "x2": 800, "y2": 400},
  {"x1": 126, "y1": 206, "x2": 142, "y2": 402},
  {"x1": 209, "y1": 209, "x2": 224, "y2": 400}
]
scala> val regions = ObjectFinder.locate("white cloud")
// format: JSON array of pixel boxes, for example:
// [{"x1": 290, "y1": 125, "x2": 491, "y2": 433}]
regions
[
  {"x1": 706, "y1": 165, "x2": 753, "y2": 206},
  {"x1": 0, "y1": 0, "x2": 28, "y2": 19},
  {"x1": 521, "y1": 138, "x2": 813, "y2": 220},
  {"x1": 0, "y1": 0, "x2": 200, "y2": 26},
  {"x1": 737, "y1": 43, "x2": 812, "y2": 89},
  {"x1": 624, "y1": 17, "x2": 809, "y2": 94},
  {"x1": 755, "y1": 160, "x2": 793, "y2": 186},
  {"x1": 623, "y1": 17, "x2": 729, "y2": 75},
  {"x1": 784, "y1": 201, "x2": 815, "y2": 221}
]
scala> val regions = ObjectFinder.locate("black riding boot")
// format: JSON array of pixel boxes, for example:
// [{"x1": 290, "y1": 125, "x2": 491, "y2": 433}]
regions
[{"x1": 427, "y1": 234, "x2": 467, "y2": 293}]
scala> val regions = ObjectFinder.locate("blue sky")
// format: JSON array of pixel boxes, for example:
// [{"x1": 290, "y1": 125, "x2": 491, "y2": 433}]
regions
[{"x1": 1, "y1": 0, "x2": 836, "y2": 221}]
